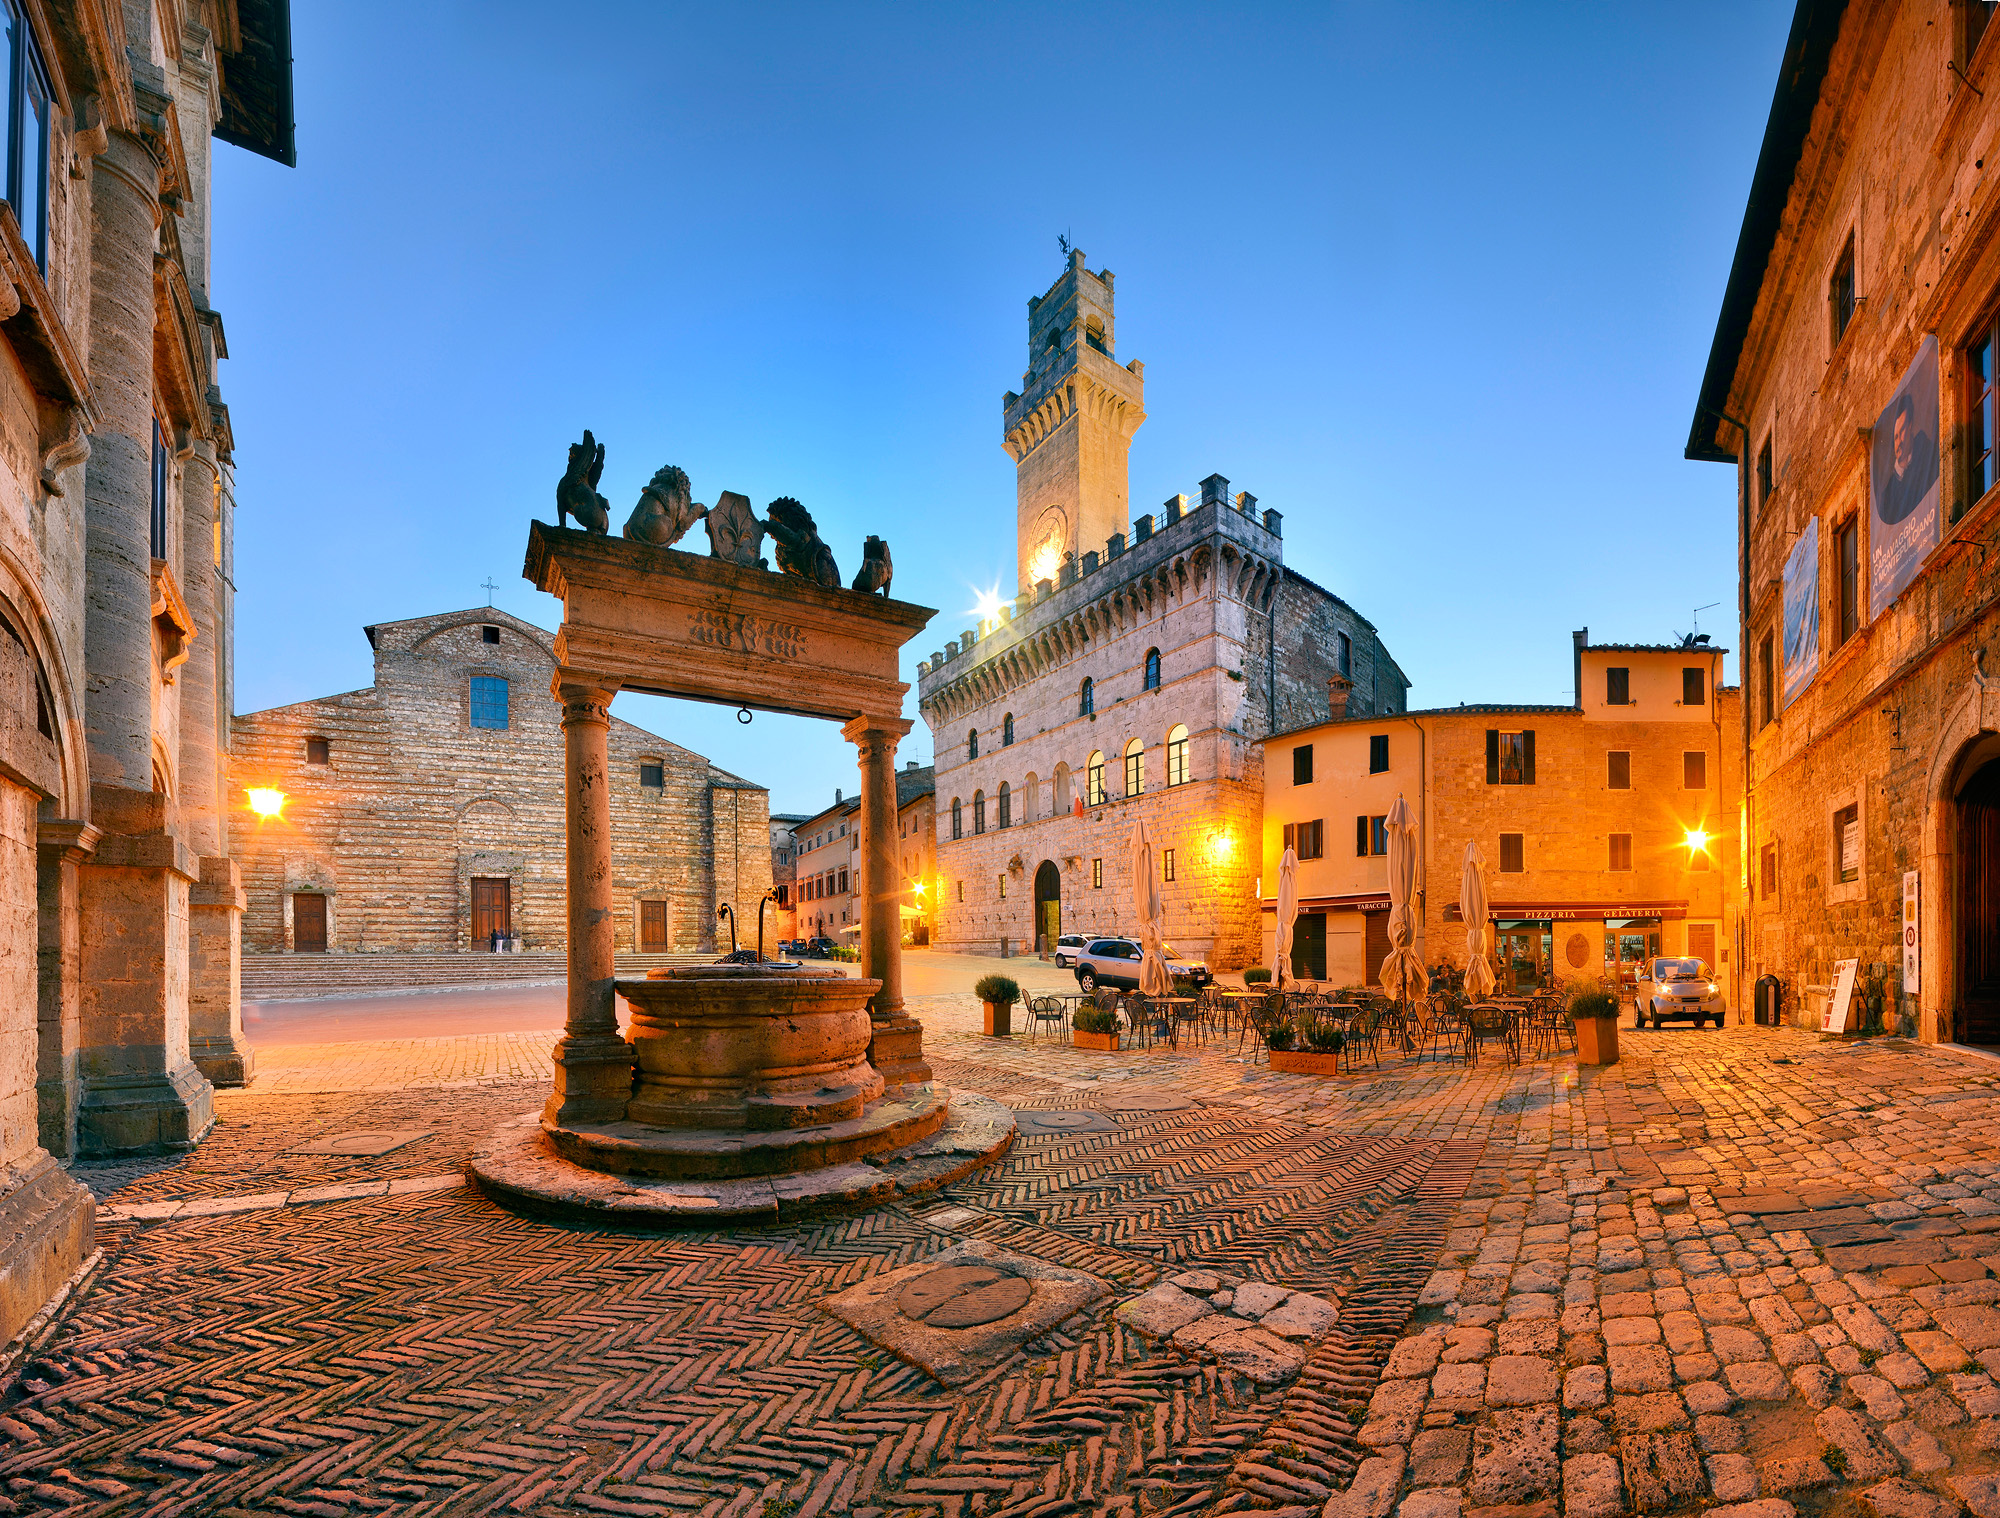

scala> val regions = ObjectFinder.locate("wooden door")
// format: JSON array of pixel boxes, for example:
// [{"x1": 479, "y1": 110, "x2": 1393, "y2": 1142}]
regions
[
  {"x1": 1687, "y1": 923, "x2": 1716, "y2": 967},
  {"x1": 471, "y1": 877, "x2": 512, "y2": 947},
  {"x1": 1961, "y1": 763, "x2": 2000, "y2": 1044},
  {"x1": 293, "y1": 893, "x2": 327, "y2": 953},
  {"x1": 640, "y1": 899, "x2": 669, "y2": 952},
  {"x1": 1291, "y1": 912, "x2": 1326, "y2": 981},
  {"x1": 1363, "y1": 910, "x2": 1389, "y2": 987}
]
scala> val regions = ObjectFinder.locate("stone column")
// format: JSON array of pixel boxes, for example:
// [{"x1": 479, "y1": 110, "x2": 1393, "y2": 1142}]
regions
[
  {"x1": 71, "y1": 130, "x2": 215, "y2": 1155},
  {"x1": 82, "y1": 131, "x2": 161, "y2": 792},
  {"x1": 188, "y1": 858, "x2": 251, "y2": 1086},
  {"x1": 843, "y1": 715, "x2": 930, "y2": 1088},
  {"x1": 36, "y1": 821, "x2": 99, "y2": 1159},
  {"x1": 177, "y1": 443, "x2": 221, "y2": 857},
  {"x1": 545, "y1": 675, "x2": 632, "y2": 1125}
]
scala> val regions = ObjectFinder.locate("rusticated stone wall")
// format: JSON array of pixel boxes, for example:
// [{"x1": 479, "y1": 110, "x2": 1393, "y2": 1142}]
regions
[{"x1": 229, "y1": 608, "x2": 771, "y2": 956}]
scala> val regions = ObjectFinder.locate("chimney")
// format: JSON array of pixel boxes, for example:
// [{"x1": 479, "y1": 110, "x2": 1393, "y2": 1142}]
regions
[
  {"x1": 1571, "y1": 628, "x2": 1588, "y2": 709},
  {"x1": 835, "y1": 787, "x2": 842, "y2": 804},
  {"x1": 1328, "y1": 673, "x2": 1354, "y2": 719}
]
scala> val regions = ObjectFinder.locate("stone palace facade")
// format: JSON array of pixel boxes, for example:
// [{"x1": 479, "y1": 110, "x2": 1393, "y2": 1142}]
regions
[
  {"x1": 918, "y1": 252, "x2": 1409, "y2": 968},
  {"x1": 230, "y1": 608, "x2": 772, "y2": 956},
  {"x1": 0, "y1": 0, "x2": 292, "y2": 1339}
]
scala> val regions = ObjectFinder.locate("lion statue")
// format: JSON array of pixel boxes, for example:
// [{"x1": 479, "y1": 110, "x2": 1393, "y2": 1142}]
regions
[
  {"x1": 623, "y1": 464, "x2": 706, "y2": 548},
  {"x1": 765, "y1": 497, "x2": 841, "y2": 588},
  {"x1": 556, "y1": 430, "x2": 610, "y2": 534}
]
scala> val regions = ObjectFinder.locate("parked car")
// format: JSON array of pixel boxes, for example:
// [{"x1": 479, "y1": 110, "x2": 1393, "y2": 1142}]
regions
[
  {"x1": 1634, "y1": 956, "x2": 1725, "y2": 1028},
  {"x1": 803, "y1": 936, "x2": 837, "y2": 959},
  {"x1": 1073, "y1": 937, "x2": 1213, "y2": 992},
  {"x1": 1053, "y1": 933, "x2": 1089, "y2": 968}
]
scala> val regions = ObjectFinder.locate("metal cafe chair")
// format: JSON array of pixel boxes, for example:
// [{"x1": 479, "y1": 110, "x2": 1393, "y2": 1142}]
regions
[
  {"x1": 1027, "y1": 995, "x2": 1068, "y2": 1045},
  {"x1": 1466, "y1": 1004, "x2": 1520, "y2": 1067}
]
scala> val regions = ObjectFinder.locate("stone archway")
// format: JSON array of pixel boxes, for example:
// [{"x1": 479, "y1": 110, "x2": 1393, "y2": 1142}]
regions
[
  {"x1": 1034, "y1": 860, "x2": 1061, "y2": 954},
  {"x1": 1957, "y1": 755, "x2": 2000, "y2": 1044},
  {"x1": 1921, "y1": 669, "x2": 2000, "y2": 1042}
]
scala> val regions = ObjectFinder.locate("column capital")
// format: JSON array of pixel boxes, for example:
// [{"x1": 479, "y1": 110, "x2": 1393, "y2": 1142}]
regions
[
  {"x1": 552, "y1": 668, "x2": 619, "y2": 723},
  {"x1": 36, "y1": 819, "x2": 101, "y2": 861},
  {"x1": 840, "y1": 715, "x2": 915, "y2": 748}
]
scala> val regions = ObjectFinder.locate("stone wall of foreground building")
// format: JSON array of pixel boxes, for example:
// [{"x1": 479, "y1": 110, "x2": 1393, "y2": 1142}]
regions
[{"x1": 230, "y1": 608, "x2": 771, "y2": 957}]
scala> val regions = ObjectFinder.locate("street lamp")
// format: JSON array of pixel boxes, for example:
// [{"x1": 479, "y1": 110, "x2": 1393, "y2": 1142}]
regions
[{"x1": 246, "y1": 787, "x2": 286, "y2": 819}]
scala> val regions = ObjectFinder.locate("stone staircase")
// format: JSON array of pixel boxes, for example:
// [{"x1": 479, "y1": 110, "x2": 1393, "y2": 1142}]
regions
[{"x1": 241, "y1": 951, "x2": 720, "y2": 1001}]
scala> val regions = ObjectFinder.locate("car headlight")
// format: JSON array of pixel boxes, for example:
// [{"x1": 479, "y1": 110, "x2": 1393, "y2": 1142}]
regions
[{"x1": 1707, "y1": 983, "x2": 1717, "y2": 996}]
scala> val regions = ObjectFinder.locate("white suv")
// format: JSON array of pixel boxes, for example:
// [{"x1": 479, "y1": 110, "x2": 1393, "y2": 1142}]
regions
[{"x1": 1053, "y1": 933, "x2": 1088, "y2": 968}]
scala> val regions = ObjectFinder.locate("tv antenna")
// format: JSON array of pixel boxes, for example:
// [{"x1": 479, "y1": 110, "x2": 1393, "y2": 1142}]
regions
[{"x1": 1693, "y1": 601, "x2": 1720, "y2": 633}]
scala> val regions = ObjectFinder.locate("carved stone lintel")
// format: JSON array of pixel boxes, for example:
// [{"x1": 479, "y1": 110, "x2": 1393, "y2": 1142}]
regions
[
  {"x1": 73, "y1": 95, "x2": 109, "y2": 161},
  {"x1": 149, "y1": 558, "x2": 197, "y2": 683}
]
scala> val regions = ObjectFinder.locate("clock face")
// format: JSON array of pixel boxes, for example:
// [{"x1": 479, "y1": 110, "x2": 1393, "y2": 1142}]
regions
[{"x1": 1026, "y1": 508, "x2": 1067, "y2": 586}]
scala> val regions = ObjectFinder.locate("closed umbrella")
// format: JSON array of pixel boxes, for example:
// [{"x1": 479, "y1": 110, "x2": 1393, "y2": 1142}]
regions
[
  {"x1": 1274, "y1": 845, "x2": 1300, "y2": 987},
  {"x1": 1129, "y1": 820, "x2": 1173, "y2": 996},
  {"x1": 1378, "y1": 794, "x2": 1425, "y2": 1006},
  {"x1": 1461, "y1": 841, "x2": 1496, "y2": 999}
]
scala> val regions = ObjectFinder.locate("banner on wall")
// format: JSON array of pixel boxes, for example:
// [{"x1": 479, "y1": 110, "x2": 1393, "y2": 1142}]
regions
[
  {"x1": 1781, "y1": 517, "x2": 1820, "y2": 708},
  {"x1": 1903, "y1": 870, "x2": 1921, "y2": 994},
  {"x1": 1871, "y1": 334, "x2": 1941, "y2": 618}
]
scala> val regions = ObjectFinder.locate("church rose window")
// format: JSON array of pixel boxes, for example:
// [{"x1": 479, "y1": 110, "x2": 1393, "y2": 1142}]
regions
[{"x1": 470, "y1": 676, "x2": 510, "y2": 730}]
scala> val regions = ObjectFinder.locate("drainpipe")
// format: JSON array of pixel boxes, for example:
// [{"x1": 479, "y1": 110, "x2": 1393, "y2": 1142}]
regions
[
  {"x1": 1699, "y1": 403, "x2": 1753, "y2": 1027},
  {"x1": 1405, "y1": 713, "x2": 1428, "y2": 955}
]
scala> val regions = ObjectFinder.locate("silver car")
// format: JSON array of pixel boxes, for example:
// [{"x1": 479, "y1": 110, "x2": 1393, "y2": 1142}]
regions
[
  {"x1": 1634, "y1": 956, "x2": 1725, "y2": 1028},
  {"x1": 1074, "y1": 937, "x2": 1212, "y2": 992}
]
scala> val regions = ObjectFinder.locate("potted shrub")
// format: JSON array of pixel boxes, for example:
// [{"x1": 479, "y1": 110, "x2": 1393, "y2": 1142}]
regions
[
  {"x1": 1269, "y1": 1013, "x2": 1345, "y2": 1076},
  {"x1": 1568, "y1": 978, "x2": 1621, "y2": 1066},
  {"x1": 1244, "y1": 967, "x2": 1273, "y2": 985},
  {"x1": 975, "y1": 974, "x2": 1021, "y2": 1036},
  {"x1": 1072, "y1": 1004, "x2": 1122, "y2": 1052}
]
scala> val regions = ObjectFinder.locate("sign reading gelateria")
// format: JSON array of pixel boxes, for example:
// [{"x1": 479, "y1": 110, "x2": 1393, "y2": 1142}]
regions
[{"x1": 525, "y1": 522, "x2": 934, "y2": 725}]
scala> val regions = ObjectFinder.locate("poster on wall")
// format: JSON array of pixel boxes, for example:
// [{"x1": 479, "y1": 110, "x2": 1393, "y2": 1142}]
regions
[
  {"x1": 1782, "y1": 517, "x2": 1821, "y2": 708},
  {"x1": 1871, "y1": 334, "x2": 1941, "y2": 618},
  {"x1": 1904, "y1": 871, "x2": 1921, "y2": 994},
  {"x1": 1823, "y1": 957, "x2": 1859, "y2": 1033}
]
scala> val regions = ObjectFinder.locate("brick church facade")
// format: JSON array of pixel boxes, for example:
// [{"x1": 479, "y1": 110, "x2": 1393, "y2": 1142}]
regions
[
  {"x1": 230, "y1": 608, "x2": 772, "y2": 957},
  {"x1": 917, "y1": 252, "x2": 1409, "y2": 968}
]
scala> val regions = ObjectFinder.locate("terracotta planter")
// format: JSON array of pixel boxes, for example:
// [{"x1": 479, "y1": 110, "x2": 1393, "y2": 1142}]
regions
[
  {"x1": 982, "y1": 1001, "x2": 1015, "y2": 1036},
  {"x1": 1575, "y1": 1014, "x2": 1620, "y2": 1066},
  {"x1": 1268, "y1": 1049, "x2": 1344, "y2": 1076},
  {"x1": 1072, "y1": 1030, "x2": 1120, "y2": 1052}
]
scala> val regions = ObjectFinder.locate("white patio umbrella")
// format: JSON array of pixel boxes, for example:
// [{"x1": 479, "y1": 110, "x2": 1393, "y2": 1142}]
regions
[
  {"x1": 1461, "y1": 841, "x2": 1496, "y2": 999},
  {"x1": 1274, "y1": 845, "x2": 1300, "y2": 987},
  {"x1": 1378, "y1": 794, "x2": 1426, "y2": 1006},
  {"x1": 1129, "y1": 819, "x2": 1173, "y2": 995}
]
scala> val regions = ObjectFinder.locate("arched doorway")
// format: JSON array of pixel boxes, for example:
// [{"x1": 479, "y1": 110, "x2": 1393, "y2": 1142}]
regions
[
  {"x1": 1960, "y1": 756, "x2": 2000, "y2": 1044},
  {"x1": 1034, "y1": 860, "x2": 1061, "y2": 954}
]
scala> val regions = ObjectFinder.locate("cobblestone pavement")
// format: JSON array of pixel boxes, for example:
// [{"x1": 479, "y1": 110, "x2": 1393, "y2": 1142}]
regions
[{"x1": 12, "y1": 1006, "x2": 2000, "y2": 1518}]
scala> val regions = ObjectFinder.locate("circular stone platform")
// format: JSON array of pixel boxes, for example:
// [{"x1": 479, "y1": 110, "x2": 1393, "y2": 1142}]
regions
[{"x1": 467, "y1": 1087, "x2": 1016, "y2": 1226}]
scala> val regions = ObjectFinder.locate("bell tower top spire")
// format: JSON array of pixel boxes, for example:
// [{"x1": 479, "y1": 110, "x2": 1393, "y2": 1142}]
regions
[{"x1": 1002, "y1": 249, "x2": 1146, "y2": 593}]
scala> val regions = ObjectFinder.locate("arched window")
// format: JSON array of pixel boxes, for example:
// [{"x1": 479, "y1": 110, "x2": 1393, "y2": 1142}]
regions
[
  {"x1": 998, "y1": 782, "x2": 1011, "y2": 828},
  {"x1": 1080, "y1": 678, "x2": 1094, "y2": 717},
  {"x1": 1167, "y1": 724, "x2": 1190, "y2": 787},
  {"x1": 951, "y1": 798, "x2": 962, "y2": 840},
  {"x1": 968, "y1": 728, "x2": 978, "y2": 760},
  {"x1": 1023, "y1": 773, "x2": 1039, "y2": 822},
  {"x1": 1086, "y1": 751, "x2": 1106, "y2": 807},
  {"x1": 1124, "y1": 738, "x2": 1145, "y2": 797},
  {"x1": 1085, "y1": 316, "x2": 1107, "y2": 355},
  {"x1": 1003, "y1": 712, "x2": 1015, "y2": 746},
  {"x1": 973, "y1": 789, "x2": 986, "y2": 834},
  {"x1": 1144, "y1": 648, "x2": 1161, "y2": 691},
  {"x1": 1053, "y1": 763, "x2": 1071, "y2": 813}
]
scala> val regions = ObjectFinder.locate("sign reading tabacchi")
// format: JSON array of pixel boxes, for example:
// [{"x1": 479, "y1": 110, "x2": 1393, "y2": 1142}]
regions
[{"x1": 687, "y1": 608, "x2": 805, "y2": 661}]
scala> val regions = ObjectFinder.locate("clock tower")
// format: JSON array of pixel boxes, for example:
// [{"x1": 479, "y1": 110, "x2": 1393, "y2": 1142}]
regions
[{"x1": 1002, "y1": 249, "x2": 1147, "y2": 593}]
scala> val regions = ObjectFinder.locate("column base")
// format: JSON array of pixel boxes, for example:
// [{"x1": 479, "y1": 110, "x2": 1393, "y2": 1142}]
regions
[
  {"x1": 541, "y1": 1034, "x2": 636, "y2": 1126},
  {"x1": 869, "y1": 1014, "x2": 932, "y2": 1089},
  {"x1": 190, "y1": 1038, "x2": 255, "y2": 1088},
  {"x1": 0, "y1": 1153, "x2": 94, "y2": 1347},
  {"x1": 76, "y1": 1064, "x2": 215, "y2": 1157}
]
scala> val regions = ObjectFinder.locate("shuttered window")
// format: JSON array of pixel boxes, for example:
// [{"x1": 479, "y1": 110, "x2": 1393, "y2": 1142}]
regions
[
  {"x1": 1487, "y1": 730, "x2": 1534, "y2": 785},
  {"x1": 1609, "y1": 834, "x2": 1632, "y2": 871},
  {"x1": 1294, "y1": 820, "x2": 1323, "y2": 860},
  {"x1": 1369, "y1": 735, "x2": 1389, "y2": 773},
  {"x1": 1608, "y1": 751, "x2": 1630, "y2": 789},
  {"x1": 1684, "y1": 751, "x2": 1707, "y2": 790},
  {"x1": 1293, "y1": 745, "x2": 1314, "y2": 785},
  {"x1": 1606, "y1": 668, "x2": 1629, "y2": 705},
  {"x1": 1499, "y1": 833, "x2": 1524, "y2": 873},
  {"x1": 1683, "y1": 667, "x2": 1706, "y2": 707}
]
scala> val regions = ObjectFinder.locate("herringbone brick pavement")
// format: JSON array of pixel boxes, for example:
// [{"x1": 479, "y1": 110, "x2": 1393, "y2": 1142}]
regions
[{"x1": 1, "y1": 1022, "x2": 1488, "y2": 1518}]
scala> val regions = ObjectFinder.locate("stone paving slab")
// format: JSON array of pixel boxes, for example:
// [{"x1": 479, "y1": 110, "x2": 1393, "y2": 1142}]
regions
[{"x1": 16, "y1": 1010, "x2": 2000, "y2": 1517}]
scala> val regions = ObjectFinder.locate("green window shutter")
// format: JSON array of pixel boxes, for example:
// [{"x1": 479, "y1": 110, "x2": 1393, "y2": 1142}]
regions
[{"x1": 1486, "y1": 730, "x2": 1499, "y2": 785}]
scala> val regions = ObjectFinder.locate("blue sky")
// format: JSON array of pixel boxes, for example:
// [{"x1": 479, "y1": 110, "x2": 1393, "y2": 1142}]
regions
[{"x1": 214, "y1": 2, "x2": 1789, "y2": 818}]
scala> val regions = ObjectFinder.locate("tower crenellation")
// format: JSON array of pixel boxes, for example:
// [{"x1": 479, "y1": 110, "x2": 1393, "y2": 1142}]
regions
[{"x1": 1003, "y1": 248, "x2": 1146, "y2": 593}]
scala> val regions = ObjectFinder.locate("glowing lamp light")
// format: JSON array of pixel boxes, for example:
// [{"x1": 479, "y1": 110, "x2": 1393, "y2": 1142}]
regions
[
  {"x1": 246, "y1": 787, "x2": 287, "y2": 819},
  {"x1": 970, "y1": 584, "x2": 1005, "y2": 627},
  {"x1": 1684, "y1": 829, "x2": 1709, "y2": 853},
  {"x1": 911, "y1": 880, "x2": 926, "y2": 898}
]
